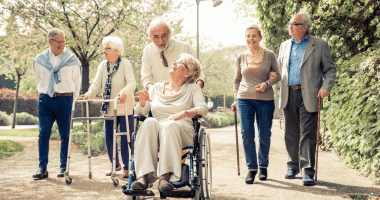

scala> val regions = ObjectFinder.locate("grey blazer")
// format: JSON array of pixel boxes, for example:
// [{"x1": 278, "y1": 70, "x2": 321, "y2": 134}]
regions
[{"x1": 278, "y1": 35, "x2": 336, "y2": 112}]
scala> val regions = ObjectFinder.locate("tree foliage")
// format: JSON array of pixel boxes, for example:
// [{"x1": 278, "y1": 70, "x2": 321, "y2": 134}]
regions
[
  {"x1": 1, "y1": 0, "x2": 180, "y2": 93},
  {"x1": 200, "y1": 47, "x2": 235, "y2": 97},
  {"x1": 234, "y1": 0, "x2": 379, "y2": 62}
]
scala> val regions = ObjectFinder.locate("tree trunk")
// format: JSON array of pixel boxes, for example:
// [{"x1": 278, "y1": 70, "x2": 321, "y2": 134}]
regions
[
  {"x1": 80, "y1": 59, "x2": 90, "y2": 120},
  {"x1": 81, "y1": 60, "x2": 90, "y2": 94},
  {"x1": 11, "y1": 74, "x2": 21, "y2": 129}
]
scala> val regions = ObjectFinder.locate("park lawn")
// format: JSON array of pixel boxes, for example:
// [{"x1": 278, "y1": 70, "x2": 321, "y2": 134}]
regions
[
  {"x1": 0, "y1": 128, "x2": 39, "y2": 137},
  {"x1": 0, "y1": 140, "x2": 25, "y2": 159}
]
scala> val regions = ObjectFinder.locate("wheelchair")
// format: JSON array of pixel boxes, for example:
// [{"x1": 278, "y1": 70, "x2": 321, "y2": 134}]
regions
[
  {"x1": 64, "y1": 96, "x2": 130, "y2": 187},
  {"x1": 122, "y1": 114, "x2": 212, "y2": 200}
]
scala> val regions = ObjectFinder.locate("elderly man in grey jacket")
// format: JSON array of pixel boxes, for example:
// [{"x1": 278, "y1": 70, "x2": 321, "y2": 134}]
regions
[{"x1": 278, "y1": 11, "x2": 336, "y2": 186}]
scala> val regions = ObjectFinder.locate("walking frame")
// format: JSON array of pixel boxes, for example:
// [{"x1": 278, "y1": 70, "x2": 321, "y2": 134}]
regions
[{"x1": 64, "y1": 96, "x2": 130, "y2": 187}]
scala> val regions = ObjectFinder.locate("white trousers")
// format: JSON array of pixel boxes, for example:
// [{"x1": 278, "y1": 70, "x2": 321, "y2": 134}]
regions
[{"x1": 135, "y1": 118, "x2": 193, "y2": 183}]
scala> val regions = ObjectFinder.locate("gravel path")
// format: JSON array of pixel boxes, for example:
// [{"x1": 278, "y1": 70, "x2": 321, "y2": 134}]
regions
[{"x1": 0, "y1": 120, "x2": 379, "y2": 200}]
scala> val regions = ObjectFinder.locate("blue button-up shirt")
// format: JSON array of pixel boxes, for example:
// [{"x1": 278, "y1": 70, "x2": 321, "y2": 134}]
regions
[{"x1": 288, "y1": 34, "x2": 309, "y2": 86}]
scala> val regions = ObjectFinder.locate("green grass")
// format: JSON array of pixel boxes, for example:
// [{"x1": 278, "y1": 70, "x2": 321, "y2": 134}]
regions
[
  {"x1": 0, "y1": 140, "x2": 25, "y2": 159},
  {"x1": 0, "y1": 128, "x2": 39, "y2": 137}
]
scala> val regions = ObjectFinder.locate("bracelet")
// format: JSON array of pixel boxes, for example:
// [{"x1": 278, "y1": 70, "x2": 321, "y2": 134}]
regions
[
  {"x1": 265, "y1": 81, "x2": 269, "y2": 88},
  {"x1": 185, "y1": 110, "x2": 188, "y2": 118}
]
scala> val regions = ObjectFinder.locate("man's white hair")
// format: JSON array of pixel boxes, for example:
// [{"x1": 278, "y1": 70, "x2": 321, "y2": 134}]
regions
[
  {"x1": 147, "y1": 18, "x2": 171, "y2": 36},
  {"x1": 47, "y1": 28, "x2": 65, "y2": 41},
  {"x1": 102, "y1": 36, "x2": 124, "y2": 55}
]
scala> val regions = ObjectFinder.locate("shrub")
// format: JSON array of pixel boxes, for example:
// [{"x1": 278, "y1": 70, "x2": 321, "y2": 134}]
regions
[
  {"x1": 0, "y1": 111, "x2": 10, "y2": 126},
  {"x1": 51, "y1": 121, "x2": 107, "y2": 156},
  {"x1": 202, "y1": 112, "x2": 238, "y2": 128},
  {"x1": 324, "y1": 49, "x2": 380, "y2": 183},
  {"x1": 10, "y1": 112, "x2": 39, "y2": 125},
  {"x1": 0, "y1": 140, "x2": 25, "y2": 159}
]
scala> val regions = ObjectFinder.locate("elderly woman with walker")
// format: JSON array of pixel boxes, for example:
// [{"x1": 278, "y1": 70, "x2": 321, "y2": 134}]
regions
[{"x1": 81, "y1": 36, "x2": 136, "y2": 179}]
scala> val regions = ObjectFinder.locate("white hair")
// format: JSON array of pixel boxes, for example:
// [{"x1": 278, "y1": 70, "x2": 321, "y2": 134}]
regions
[
  {"x1": 147, "y1": 18, "x2": 171, "y2": 36},
  {"x1": 102, "y1": 36, "x2": 124, "y2": 55},
  {"x1": 179, "y1": 53, "x2": 201, "y2": 84},
  {"x1": 47, "y1": 28, "x2": 65, "y2": 41},
  {"x1": 293, "y1": 11, "x2": 312, "y2": 32}
]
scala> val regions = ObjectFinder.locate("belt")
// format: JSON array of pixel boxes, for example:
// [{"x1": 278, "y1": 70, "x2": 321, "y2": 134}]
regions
[
  {"x1": 52, "y1": 92, "x2": 73, "y2": 97},
  {"x1": 289, "y1": 85, "x2": 301, "y2": 90}
]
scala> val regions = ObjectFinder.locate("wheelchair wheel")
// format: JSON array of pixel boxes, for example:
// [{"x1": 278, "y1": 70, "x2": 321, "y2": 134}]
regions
[
  {"x1": 203, "y1": 131, "x2": 212, "y2": 199},
  {"x1": 195, "y1": 129, "x2": 205, "y2": 200}
]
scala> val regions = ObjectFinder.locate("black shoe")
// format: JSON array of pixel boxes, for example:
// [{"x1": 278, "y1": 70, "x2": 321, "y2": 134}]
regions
[
  {"x1": 258, "y1": 168, "x2": 267, "y2": 181},
  {"x1": 303, "y1": 175, "x2": 315, "y2": 186},
  {"x1": 32, "y1": 168, "x2": 48, "y2": 179},
  {"x1": 57, "y1": 167, "x2": 66, "y2": 178},
  {"x1": 245, "y1": 170, "x2": 257, "y2": 184},
  {"x1": 285, "y1": 169, "x2": 299, "y2": 179}
]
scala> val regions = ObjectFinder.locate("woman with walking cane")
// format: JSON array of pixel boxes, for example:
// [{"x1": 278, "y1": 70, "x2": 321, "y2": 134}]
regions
[{"x1": 231, "y1": 25, "x2": 281, "y2": 184}]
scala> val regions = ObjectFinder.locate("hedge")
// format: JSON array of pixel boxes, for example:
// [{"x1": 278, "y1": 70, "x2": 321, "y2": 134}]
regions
[
  {"x1": 0, "y1": 88, "x2": 103, "y2": 117},
  {"x1": 324, "y1": 48, "x2": 380, "y2": 183}
]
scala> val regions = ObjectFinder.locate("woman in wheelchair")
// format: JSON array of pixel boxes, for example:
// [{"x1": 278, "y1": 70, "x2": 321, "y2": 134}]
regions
[{"x1": 132, "y1": 53, "x2": 208, "y2": 193}]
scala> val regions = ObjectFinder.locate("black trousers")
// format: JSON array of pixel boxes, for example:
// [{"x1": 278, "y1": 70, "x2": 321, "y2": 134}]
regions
[{"x1": 284, "y1": 89, "x2": 317, "y2": 176}]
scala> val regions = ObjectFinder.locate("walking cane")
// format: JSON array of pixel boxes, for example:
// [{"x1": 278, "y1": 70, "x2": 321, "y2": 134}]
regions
[
  {"x1": 315, "y1": 97, "x2": 321, "y2": 182},
  {"x1": 234, "y1": 107, "x2": 240, "y2": 176}
]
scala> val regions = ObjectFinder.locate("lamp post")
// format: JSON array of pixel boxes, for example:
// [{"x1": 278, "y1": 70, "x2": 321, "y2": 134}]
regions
[{"x1": 196, "y1": 0, "x2": 223, "y2": 60}]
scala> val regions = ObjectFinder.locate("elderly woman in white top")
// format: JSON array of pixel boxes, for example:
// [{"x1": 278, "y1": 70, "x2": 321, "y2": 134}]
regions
[
  {"x1": 131, "y1": 53, "x2": 207, "y2": 192},
  {"x1": 80, "y1": 36, "x2": 136, "y2": 178}
]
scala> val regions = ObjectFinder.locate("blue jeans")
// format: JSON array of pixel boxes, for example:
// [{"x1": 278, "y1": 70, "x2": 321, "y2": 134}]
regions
[
  {"x1": 237, "y1": 99, "x2": 275, "y2": 170},
  {"x1": 38, "y1": 94, "x2": 73, "y2": 170},
  {"x1": 104, "y1": 115, "x2": 134, "y2": 170}
]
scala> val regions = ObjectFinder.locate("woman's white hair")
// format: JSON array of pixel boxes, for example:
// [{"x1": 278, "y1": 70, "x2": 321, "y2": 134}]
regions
[
  {"x1": 179, "y1": 53, "x2": 201, "y2": 84},
  {"x1": 47, "y1": 28, "x2": 65, "y2": 41},
  {"x1": 147, "y1": 18, "x2": 171, "y2": 37},
  {"x1": 102, "y1": 36, "x2": 124, "y2": 55},
  {"x1": 293, "y1": 11, "x2": 312, "y2": 32}
]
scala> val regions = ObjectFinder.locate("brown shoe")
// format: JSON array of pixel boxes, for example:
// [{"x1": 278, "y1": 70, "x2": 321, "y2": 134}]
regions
[
  {"x1": 131, "y1": 176, "x2": 148, "y2": 190},
  {"x1": 158, "y1": 178, "x2": 174, "y2": 192},
  {"x1": 123, "y1": 170, "x2": 129, "y2": 178},
  {"x1": 105, "y1": 165, "x2": 121, "y2": 176}
]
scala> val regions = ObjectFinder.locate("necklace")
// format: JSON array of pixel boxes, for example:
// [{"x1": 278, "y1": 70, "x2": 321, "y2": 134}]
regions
[{"x1": 249, "y1": 47, "x2": 262, "y2": 57}]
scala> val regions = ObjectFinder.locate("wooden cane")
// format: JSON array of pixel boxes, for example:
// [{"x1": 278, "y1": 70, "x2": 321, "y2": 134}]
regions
[
  {"x1": 315, "y1": 97, "x2": 321, "y2": 182},
  {"x1": 234, "y1": 108, "x2": 240, "y2": 176}
]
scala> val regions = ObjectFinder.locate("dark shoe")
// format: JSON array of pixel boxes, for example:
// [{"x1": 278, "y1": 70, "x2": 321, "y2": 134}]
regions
[
  {"x1": 123, "y1": 170, "x2": 129, "y2": 178},
  {"x1": 258, "y1": 168, "x2": 267, "y2": 181},
  {"x1": 158, "y1": 178, "x2": 174, "y2": 192},
  {"x1": 57, "y1": 167, "x2": 66, "y2": 178},
  {"x1": 131, "y1": 176, "x2": 148, "y2": 190},
  {"x1": 245, "y1": 170, "x2": 257, "y2": 184},
  {"x1": 303, "y1": 175, "x2": 315, "y2": 186},
  {"x1": 32, "y1": 168, "x2": 48, "y2": 179},
  {"x1": 105, "y1": 165, "x2": 121, "y2": 176},
  {"x1": 285, "y1": 169, "x2": 299, "y2": 179}
]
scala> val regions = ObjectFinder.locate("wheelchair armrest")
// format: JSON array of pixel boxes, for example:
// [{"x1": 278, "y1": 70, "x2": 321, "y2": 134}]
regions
[{"x1": 133, "y1": 115, "x2": 147, "y2": 122}]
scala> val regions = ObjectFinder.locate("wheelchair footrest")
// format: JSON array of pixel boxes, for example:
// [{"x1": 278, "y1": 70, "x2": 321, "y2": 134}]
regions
[
  {"x1": 160, "y1": 189, "x2": 195, "y2": 198},
  {"x1": 122, "y1": 189, "x2": 155, "y2": 196}
]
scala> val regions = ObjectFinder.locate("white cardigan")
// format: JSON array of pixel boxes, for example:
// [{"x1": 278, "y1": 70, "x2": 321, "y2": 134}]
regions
[{"x1": 85, "y1": 58, "x2": 136, "y2": 116}]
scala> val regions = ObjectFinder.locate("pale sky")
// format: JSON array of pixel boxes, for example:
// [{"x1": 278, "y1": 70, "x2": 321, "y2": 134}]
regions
[
  {"x1": 1, "y1": 0, "x2": 257, "y2": 49},
  {"x1": 172, "y1": 0, "x2": 257, "y2": 49}
]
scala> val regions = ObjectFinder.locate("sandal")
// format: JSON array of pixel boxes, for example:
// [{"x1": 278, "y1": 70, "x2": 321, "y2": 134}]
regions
[
  {"x1": 158, "y1": 178, "x2": 174, "y2": 192},
  {"x1": 131, "y1": 176, "x2": 148, "y2": 190}
]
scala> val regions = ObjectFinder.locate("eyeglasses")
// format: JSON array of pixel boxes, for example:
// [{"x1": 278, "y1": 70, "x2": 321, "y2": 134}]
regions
[
  {"x1": 103, "y1": 47, "x2": 112, "y2": 51},
  {"x1": 51, "y1": 39, "x2": 65, "y2": 45},
  {"x1": 174, "y1": 60, "x2": 188, "y2": 69},
  {"x1": 160, "y1": 51, "x2": 168, "y2": 67},
  {"x1": 288, "y1": 22, "x2": 304, "y2": 28}
]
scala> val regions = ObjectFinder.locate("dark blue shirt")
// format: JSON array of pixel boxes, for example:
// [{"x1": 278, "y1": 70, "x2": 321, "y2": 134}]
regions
[{"x1": 288, "y1": 34, "x2": 309, "y2": 86}]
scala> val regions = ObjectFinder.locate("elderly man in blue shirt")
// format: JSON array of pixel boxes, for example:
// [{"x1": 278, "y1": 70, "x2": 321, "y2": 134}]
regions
[
  {"x1": 32, "y1": 28, "x2": 81, "y2": 179},
  {"x1": 278, "y1": 11, "x2": 336, "y2": 186}
]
